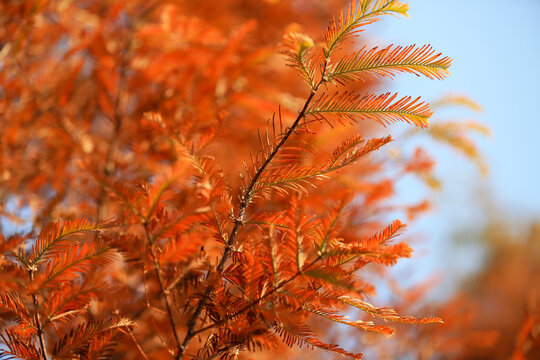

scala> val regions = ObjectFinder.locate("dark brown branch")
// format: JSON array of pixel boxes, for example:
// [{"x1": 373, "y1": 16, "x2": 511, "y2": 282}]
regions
[
  {"x1": 217, "y1": 89, "x2": 318, "y2": 271},
  {"x1": 176, "y1": 61, "x2": 330, "y2": 360}
]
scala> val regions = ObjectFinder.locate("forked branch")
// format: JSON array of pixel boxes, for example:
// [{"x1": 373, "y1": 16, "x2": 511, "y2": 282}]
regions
[{"x1": 192, "y1": 255, "x2": 323, "y2": 337}]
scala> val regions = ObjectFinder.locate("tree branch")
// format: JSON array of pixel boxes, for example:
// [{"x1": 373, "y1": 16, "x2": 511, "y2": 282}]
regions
[{"x1": 176, "y1": 58, "x2": 331, "y2": 360}]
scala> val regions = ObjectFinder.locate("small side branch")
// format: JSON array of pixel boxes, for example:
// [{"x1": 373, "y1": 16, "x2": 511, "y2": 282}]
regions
[
  {"x1": 29, "y1": 271, "x2": 48, "y2": 360},
  {"x1": 128, "y1": 329, "x2": 151, "y2": 360},
  {"x1": 143, "y1": 223, "x2": 182, "y2": 357}
]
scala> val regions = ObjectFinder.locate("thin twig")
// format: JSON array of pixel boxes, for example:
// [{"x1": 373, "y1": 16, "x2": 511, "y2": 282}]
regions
[
  {"x1": 128, "y1": 329, "x2": 151, "y2": 360},
  {"x1": 143, "y1": 223, "x2": 183, "y2": 357},
  {"x1": 29, "y1": 271, "x2": 48, "y2": 360}
]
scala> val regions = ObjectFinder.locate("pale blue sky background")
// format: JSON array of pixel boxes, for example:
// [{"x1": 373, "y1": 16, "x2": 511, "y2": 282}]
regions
[{"x1": 365, "y1": 0, "x2": 540, "y2": 300}]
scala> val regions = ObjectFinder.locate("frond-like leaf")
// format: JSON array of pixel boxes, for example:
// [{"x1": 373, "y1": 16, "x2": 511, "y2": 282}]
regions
[
  {"x1": 340, "y1": 296, "x2": 443, "y2": 324},
  {"x1": 262, "y1": 226, "x2": 281, "y2": 290},
  {"x1": 315, "y1": 200, "x2": 348, "y2": 254},
  {"x1": 29, "y1": 218, "x2": 115, "y2": 267},
  {"x1": 329, "y1": 134, "x2": 364, "y2": 166},
  {"x1": 0, "y1": 333, "x2": 41, "y2": 360},
  {"x1": 329, "y1": 135, "x2": 393, "y2": 169},
  {"x1": 256, "y1": 197, "x2": 318, "y2": 282},
  {"x1": 282, "y1": 32, "x2": 319, "y2": 90},
  {"x1": 325, "y1": 0, "x2": 408, "y2": 56},
  {"x1": 155, "y1": 211, "x2": 214, "y2": 241},
  {"x1": 307, "y1": 92, "x2": 432, "y2": 128},
  {"x1": 158, "y1": 234, "x2": 205, "y2": 265},
  {"x1": 39, "y1": 242, "x2": 121, "y2": 289},
  {"x1": 0, "y1": 328, "x2": 41, "y2": 360},
  {"x1": 430, "y1": 94, "x2": 483, "y2": 112},
  {"x1": 326, "y1": 220, "x2": 408, "y2": 266},
  {"x1": 242, "y1": 239, "x2": 269, "y2": 302},
  {"x1": 426, "y1": 121, "x2": 490, "y2": 174},
  {"x1": 250, "y1": 135, "x2": 391, "y2": 199},
  {"x1": 275, "y1": 322, "x2": 363, "y2": 359},
  {"x1": 144, "y1": 158, "x2": 191, "y2": 220},
  {"x1": 83, "y1": 331, "x2": 117, "y2": 360},
  {"x1": 4, "y1": 323, "x2": 36, "y2": 342},
  {"x1": 52, "y1": 317, "x2": 134, "y2": 359},
  {"x1": 252, "y1": 135, "x2": 390, "y2": 200},
  {"x1": 0, "y1": 291, "x2": 31, "y2": 326},
  {"x1": 246, "y1": 210, "x2": 291, "y2": 230},
  {"x1": 44, "y1": 280, "x2": 108, "y2": 328},
  {"x1": 305, "y1": 306, "x2": 394, "y2": 335},
  {"x1": 364, "y1": 219, "x2": 406, "y2": 246},
  {"x1": 327, "y1": 44, "x2": 451, "y2": 84},
  {"x1": 252, "y1": 164, "x2": 329, "y2": 198},
  {"x1": 304, "y1": 268, "x2": 355, "y2": 290}
]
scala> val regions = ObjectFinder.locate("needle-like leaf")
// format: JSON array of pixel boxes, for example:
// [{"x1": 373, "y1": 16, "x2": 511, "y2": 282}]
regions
[{"x1": 307, "y1": 92, "x2": 432, "y2": 128}]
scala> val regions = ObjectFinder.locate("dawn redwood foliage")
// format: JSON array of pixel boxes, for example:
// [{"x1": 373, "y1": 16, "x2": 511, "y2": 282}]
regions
[{"x1": 0, "y1": 1, "x2": 482, "y2": 359}]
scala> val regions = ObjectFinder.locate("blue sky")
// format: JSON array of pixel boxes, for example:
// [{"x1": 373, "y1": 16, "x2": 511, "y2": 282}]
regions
[{"x1": 364, "y1": 0, "x2": 540, "y2": 299}]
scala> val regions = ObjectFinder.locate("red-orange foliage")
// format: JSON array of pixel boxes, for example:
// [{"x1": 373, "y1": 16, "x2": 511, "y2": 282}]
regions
[
  {"x1": 0, "y1": 1, "x2": 479, "y2": 359},
  {"x1": 357, "y1": 220, "x2": 540, "y2": 360},
  {"x1": 437, "y1": 222, "x2": 540, "y2": 360}
]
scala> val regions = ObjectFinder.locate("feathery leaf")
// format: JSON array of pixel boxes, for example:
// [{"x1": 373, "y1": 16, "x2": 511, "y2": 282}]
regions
[
  {"x1": 430, "y1": 94, "x2": 483, "y2": 112},
  {"x1": 340, "y1": 296, "x2": 443, "y2": 324},
  {"x1": 52, "y1": 317, "x2": 134, "y2": 359},
  {"x1": 305, "y1": 306, "x2": 394, "y2": 335},
  {"x1": 282, "y1": 32, "x2": 319, "y2": 90},
  {"x1": 275, "y1": 322, "x2": 363, "y2": 359},
  {"x1": 307, "y1": 92, "x2": 432, "y2": 128},
  {"x1": 0, "y1": 330, "x2": 41, "y2": 360},
  {"x1": 326, "y1": 220, "x2": 408, "y2": 266},
  {"x1": 253, "y1": 164, "x2": 329, "y2": 198},
  {"x1": 426, "y1": 121, "x2": 490, "y2": 175},
  {"x1": 29, "y1": 218, "x2": 115, "y2": 267},
  {"x1": 44, "y1": 280, "x2": 108, "y2": 328},
  {"x1": 325, "y1": 0, "x2": 408, "y2": 56},
  {"x1": 39, "y1": 242, "x2": 120, "y2": 289},
  {"x1": 327, "y1": 44, "x2": 451, "y2": 84},
  {"x1": 0, "y1": 291, "x2": 30, "y2": 324},
  {"x1": 329, "y1": 135, "x2": 393, "y2": 169},
  {"x1": 315, "y1": 200, "x2": 348, "y2": 255},
  {"x1": 304, "y1": 268, "x2": 355, "y2": 290},
  {"x1": 252, "y1": 136, "x2": 391, "y2": 199}
]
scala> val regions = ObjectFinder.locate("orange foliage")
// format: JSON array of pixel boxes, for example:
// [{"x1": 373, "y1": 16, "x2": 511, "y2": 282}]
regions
[
  {"x1": 355, "y1": 221, "x2": 540, "y2": 360},
  {"x1": 451, "y1": 223, "x2": 540, "y2": 360},
  {"x1": 0, "y1": 1, "x2": 483, "y2": 359}
]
